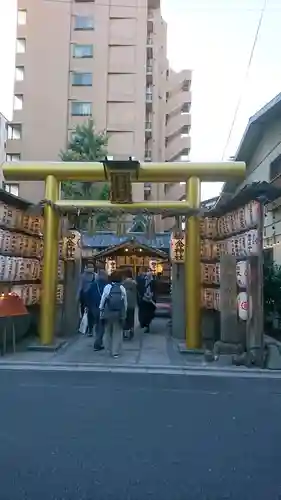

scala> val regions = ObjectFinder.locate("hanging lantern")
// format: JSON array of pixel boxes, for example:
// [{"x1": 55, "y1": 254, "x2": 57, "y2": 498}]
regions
[
  {"x1": 237, "y1": 291, "x2": 248, "y2": 321},
  {"x1": 236, "y1": 261, "x2": 248, "y2": 288}
]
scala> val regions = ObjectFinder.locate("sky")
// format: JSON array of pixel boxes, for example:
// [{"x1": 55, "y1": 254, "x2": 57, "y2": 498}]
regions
[{"x1": 0, "y1": 0, "x2": 280, "y2": 200}]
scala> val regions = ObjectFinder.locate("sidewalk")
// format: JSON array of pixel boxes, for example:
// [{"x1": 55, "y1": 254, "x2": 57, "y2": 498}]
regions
[{"x1": 1, "y1": 318, "x2": 281, "y2": 378}]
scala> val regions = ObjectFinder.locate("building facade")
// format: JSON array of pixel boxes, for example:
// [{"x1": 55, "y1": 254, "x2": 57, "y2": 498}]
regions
[
  {"x1": 0, "y1": 112, "x2": 7, "y2": 188},
  {"x1": 6, "y1": 0, "x2": 192, "y2": 221},
  {"x1": 222, "y1": 92, "x2": 281, "y2": 264}
]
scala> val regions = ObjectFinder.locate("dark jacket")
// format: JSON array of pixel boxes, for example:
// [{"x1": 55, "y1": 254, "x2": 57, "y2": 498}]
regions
[
  {"x1": 77, "y1": 269, "x2": 96, "y2": 300},
  {"x1": 137, "y1": 274, "x2": 156, "y2": 304},
  {"x1": 86, "y1": 277, "x2": 108, "y2": 313}
]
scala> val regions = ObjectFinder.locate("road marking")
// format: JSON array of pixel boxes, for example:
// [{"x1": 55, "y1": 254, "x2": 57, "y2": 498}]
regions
[{"x1": 13, "y1": 383, "x2": 222, "y2": 395}]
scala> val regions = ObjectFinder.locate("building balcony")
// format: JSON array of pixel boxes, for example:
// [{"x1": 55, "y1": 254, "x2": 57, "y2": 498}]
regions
[
  {"x1": 144, "y1": 149, "x2": 152, "y2": 161},
  {"x1": 167, "y1": 69, "x2": 192, "y2": 93},
  {"x1": 146, "y1": 36, "x2": 153, "y2": 58},
  {"x1": 147, "y1": 11, "x2": 153, "y2": 32},
  {"x1": 148, "y1": 0, "x2": 160, "y2": 8},
  {"x1": 165, "y1": 135, "x2": 191, "y2": 162},
  {"x1": 146, "y1": 93, "x2": 153, "y2": 102},
  {"x1": 164, "y1": 182, "x2": 185, "y2": 201},
  {"x1": 167, "y1": 91, "x2": 192, "y2": 115},
  {"x1": 6, "y1": 139, "x2": 22, "y2": 155},
  {"x1": 166, "y1": 112, "x2": 191, "y2": 138},
  {"x1": 146, "y1": 62, "x2": 153, "y2": 84},
  {"x1": 145, "y1": 121, "x2": 152, "y2": 137}
]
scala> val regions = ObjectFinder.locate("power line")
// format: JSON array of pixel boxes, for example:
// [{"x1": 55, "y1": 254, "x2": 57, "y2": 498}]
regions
[{"x1": 221, "y1": 0, "x2": 268, "y2": 160}]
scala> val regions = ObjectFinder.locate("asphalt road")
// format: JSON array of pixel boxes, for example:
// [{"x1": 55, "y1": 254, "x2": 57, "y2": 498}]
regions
[{"x1": 0, "y1": 370, "x2": 281, "y2": 500}]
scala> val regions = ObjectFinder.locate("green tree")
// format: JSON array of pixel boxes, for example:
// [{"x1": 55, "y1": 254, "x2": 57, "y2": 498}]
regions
[{"x1": 60, "y1": 119, "x2": 110, "y2": 229}]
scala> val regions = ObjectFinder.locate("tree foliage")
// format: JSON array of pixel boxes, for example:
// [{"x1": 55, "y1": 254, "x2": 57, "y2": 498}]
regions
[
  {"x1": 59, "y1": 119, "x2": 110, "y2": 229},
  {"x1": 264, "y1": 261, "x2": 281, "y2": 317}
]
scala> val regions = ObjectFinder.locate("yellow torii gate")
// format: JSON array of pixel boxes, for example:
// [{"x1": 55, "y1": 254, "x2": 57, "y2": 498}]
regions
[{"x1": 3, "y1": 160, "x2": 245, "y2": 348}]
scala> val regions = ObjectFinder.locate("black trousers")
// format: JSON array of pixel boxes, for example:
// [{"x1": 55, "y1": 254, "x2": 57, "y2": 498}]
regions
[{"x1": 124, "y1": 307, "x2": 135, "y2": 331}]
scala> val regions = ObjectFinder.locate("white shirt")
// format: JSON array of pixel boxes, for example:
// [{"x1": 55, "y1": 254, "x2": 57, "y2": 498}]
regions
[{"x1": 99, "y1": 283, "x2": 128, "y2": 312}]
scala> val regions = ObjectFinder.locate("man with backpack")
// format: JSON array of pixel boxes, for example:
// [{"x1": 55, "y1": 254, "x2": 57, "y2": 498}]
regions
[
  {"x1": 99, "y1": 270, "x2": 127, "y2": 358},
  {"x1": 86, "y1": 269, "x2": 108, "y2": 350}
]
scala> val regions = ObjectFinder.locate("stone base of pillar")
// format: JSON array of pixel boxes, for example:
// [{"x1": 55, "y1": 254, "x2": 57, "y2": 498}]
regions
[
  {"x1": 214, "y1": 340, "x2": 244, "y2": 356},
  {"x1": 27, "y1": 338, "x2": 67, "y2": 352}
]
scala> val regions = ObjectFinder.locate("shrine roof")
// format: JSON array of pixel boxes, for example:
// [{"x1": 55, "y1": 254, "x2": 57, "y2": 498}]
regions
[
  {"x1": 0, "y1": 188, "x2": 33, "y2": 210},
  {"x1": 81, "y1": 231, "x2": 171, "y2": 251},
  {"x1": 209, "y1": 181, "x2": 281, "y2": 216}
]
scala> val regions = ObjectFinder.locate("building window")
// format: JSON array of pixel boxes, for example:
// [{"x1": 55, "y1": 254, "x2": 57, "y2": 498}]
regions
[
  {"x1": 270, "y1": 154, "x2": 281, "y2": 181},
  {"x1": 181, "y1": 126, "x2": 191, "y2": 138},
  {"x1": 181, "y1": 103, "x2": 191, "y2": 114},
  {"x1": 74, "y1": 15, "x2": 94, "y2": 30},
  {"x1": 8, "y1": 124, "x2": 22, "y2": 140},
  {"x1": 14, "y1": 95, "x2": 23, "y2": 111},
  {"x1": 6, "y1": 154, "x2": 21, "y2": 162},
  {"x1": 72, "y1": 72, "x2": 92, "y2": 86},
  {"x1": 17, "y1": 9, "x2": 27, "y2": 25},
  {"x1": 16, "y1": 38, "x2": 26, "y2": 54},
  {"x1": 3, "y1": 183, "x2": 19, "y2": 197},
  {"x1": 15, "y1": 66, "x2": 25, "y2": 81},
  {"x1": 73, "y1": 44, "x2": 93, "y2": 58},
  {"x1": 71, "y1": 102, "x2": 92, "y2": 116}
]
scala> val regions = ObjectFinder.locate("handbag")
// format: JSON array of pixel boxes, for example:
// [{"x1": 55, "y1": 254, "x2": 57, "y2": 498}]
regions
[{"x1": 79, "y1": 308, "x2": 88, "y2": 335}]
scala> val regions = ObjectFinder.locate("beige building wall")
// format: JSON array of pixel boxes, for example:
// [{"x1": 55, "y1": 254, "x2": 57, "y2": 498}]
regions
[{"x1": 6, "y1": 0, "x2": 192, "y2": 228}]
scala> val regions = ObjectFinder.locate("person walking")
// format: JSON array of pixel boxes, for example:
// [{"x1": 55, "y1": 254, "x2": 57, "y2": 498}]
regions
[
  {"x1": 99, "y1": 270, "x2": 127, "y2": 358},
  {"x1": 77, "y1": 262, "x2": 96, "y2": 334},
  {"x1": 137, "y1": 269, "x2": 156, "y2": 333},
  {"x1": 123, "y1": 268, "x2": 137, "y2": 339},
  {"x1": 86, "y1": 269, "x2": 108, "y2": 350}
]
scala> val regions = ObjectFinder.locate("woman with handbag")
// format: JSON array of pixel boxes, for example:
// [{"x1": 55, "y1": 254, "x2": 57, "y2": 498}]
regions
[{"x1": 137, "y1": 269, "x2": 156, "y2": 333}]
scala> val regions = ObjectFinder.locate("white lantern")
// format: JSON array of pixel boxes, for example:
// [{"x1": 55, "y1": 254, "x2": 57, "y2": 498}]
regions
[
  {"x1": 246, "y1": 229, "x2": 259, "y2": 255},
  {"x1": 237, "y1": 291, "x2": 248, "y2": 321},
  {"x1": 251, "y1": 201, "x2": 260, "y2": 225},
  {"x1": 236, "y1": 261, "x2": 247, "y2": 287}
]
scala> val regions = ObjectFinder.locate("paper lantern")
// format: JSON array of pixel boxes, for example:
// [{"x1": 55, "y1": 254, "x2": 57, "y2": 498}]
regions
[
  {"x1": 200, "y1": 239, "x2": 214, "y2": 260},
  {"x1": 246, "y1": 229, "x2": 259, "y2": 255},
  {"x1": 22, "y1": 214, "x2": 32, "y2": 233},
  {"x1": 237, "y1": 291, "x2": 248, "y2": 321},
  {"x1": 15, "y1": 209, "x2": 23, "y2": 229},
  {"x1": 238, "y1": 234, "x2": 247, "y2": 257},
  {"x1": 200, "y1": 217, "x2": 218, "y2": 238},
  {"x1": 213, "y1": 289, "x2": 220, "y2": 310},
  {"x1": 201, "y1": 263, "x2": 216, "y2": 284},
  {"x1": 236, "y1": 260, "x2": 247, "y2": 287},
  {"x1": 214, "y1": 263, "x2": 220, "y2": 284},
  {"x1": 202, "y1": 288, "x2": 214, "y2": 309}
]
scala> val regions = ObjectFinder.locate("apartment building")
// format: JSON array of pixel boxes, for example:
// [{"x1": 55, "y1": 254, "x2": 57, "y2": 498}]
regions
[
  {"x1": 6, "y1": 0, "x2": 191, "y2": 220},
  {"x1": 0, "y1": 112, "x2": 7, "y2": 188}
]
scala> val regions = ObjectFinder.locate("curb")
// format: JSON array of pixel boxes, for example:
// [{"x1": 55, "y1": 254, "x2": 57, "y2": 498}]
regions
[{"x1": 0, "y1": 360, "x2": 281, "y2": 378}]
